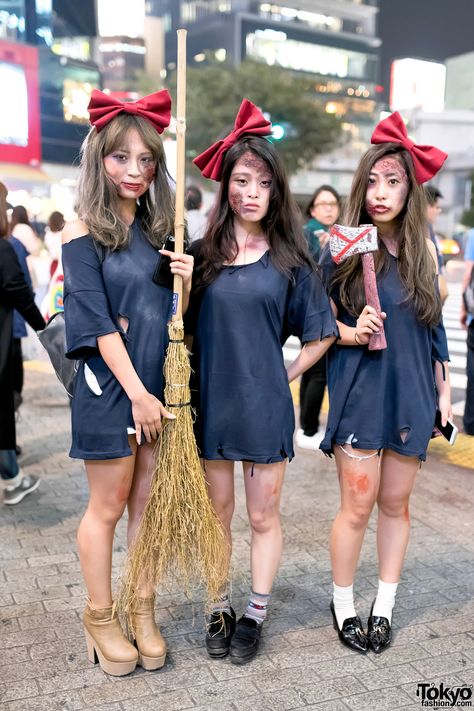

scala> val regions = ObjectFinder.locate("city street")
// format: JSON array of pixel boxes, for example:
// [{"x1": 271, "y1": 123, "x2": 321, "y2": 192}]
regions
[{"x1": 1, "y1": 298, "x2": 473, "y2": 711}]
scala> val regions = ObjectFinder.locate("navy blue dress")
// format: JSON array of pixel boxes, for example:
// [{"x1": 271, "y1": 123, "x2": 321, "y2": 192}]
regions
[
  {"x1": 319, "y1": 251, "x2": 449, "y2": 461},
  {"x1": 62, "y1": 220, "x2": 173, "y2": 460},
  {"x1": 189, "y1": 251, "x2": 338, "y2": 463}
]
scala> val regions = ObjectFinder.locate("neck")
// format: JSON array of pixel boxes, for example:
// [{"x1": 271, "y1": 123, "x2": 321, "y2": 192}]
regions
[
  {"x1": 118, "y1": 199, "x2": 137, "y2": 227},
  {"x1": 233, "y1": 215, "x2": 265, "y2": 241}
]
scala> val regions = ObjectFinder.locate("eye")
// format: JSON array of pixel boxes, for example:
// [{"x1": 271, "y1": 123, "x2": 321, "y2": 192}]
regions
[
  {"x1": 389, "y1": 178, "x2": 399, "y2": 185},
  {"x1": 368, "y1": 177, "x2": 376, "y2": 185},
  {"x1": 234, "y1": 178, "x2": 246, "y2": 185},
  {"x1": 140, "y1": 156, "x2": 155, "y2": 165},
  {"x1": 261, "y1": 180, "x2": 272, "y2": 188},
  {"x1": 112, "y1": 153, "x2": 127, "y2": 162}
]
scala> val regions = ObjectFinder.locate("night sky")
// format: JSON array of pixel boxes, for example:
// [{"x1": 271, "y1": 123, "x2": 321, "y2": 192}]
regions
[{"x1": 378, "y1": 0, "x2": 474, "y2": 100}]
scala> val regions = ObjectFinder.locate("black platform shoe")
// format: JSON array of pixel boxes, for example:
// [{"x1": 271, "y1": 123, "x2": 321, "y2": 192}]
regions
[
  {"x1": 205, "y1": 607, "x2": 236, "y2": 659},
  {"x1": 229, "y1": 616, "x2": 262, "y2": 665},
  {"x1": 330, "y1": 600, "x2": 368, "y2": 654},
  {"x1": 367, "y1": 600, "x2": 392, "y2": 654}
]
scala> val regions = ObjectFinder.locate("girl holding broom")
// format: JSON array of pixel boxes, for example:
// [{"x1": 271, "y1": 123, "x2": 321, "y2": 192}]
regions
[
  {"x1": 61, "y1": 89, "x2": 194, "y2": 676},
  {"x1": 188, "y1": 99, "x2": 338, "y2": 664},
  {"x1": 319, "y1": 112, "x2": 450, "y2": 654}
]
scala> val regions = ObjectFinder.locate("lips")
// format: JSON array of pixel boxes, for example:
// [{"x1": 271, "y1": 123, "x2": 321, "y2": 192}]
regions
[
  {"x1": 243, "y1": 203, "x2": 259, "y2": 209},
  {"x1": 370, "y1": 205, "x2": 390, "y2": 213},
  {"x1": 121, "y1": 182, "x2": 141, "y2": 191}
]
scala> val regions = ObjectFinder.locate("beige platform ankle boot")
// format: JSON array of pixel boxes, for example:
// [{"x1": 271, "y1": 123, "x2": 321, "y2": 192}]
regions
[
  {"x1": 83, "y1": 601, "x2": 138, "y2": 676},
  {"x1": 132, "y1": 596, "x2": 167, "y2": 670}
]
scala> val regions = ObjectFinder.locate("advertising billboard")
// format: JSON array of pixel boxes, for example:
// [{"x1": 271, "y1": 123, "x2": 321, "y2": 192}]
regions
[
  {"x1": 390, "y1": 58, "x2": 446, "y2": 113},
  {"x1": 0, "y1": 41, "x2": 41, "y2": 164}
]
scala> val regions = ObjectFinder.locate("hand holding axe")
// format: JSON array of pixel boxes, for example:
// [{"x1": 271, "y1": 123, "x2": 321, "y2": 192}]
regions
[{"x1": 329, "y1": 223, "x2": 387, "y2": 351}]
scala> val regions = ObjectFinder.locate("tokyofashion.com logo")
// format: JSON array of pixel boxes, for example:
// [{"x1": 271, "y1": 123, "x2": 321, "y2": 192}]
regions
[{"x1": 416, "y1": 683, "x2": 473, "y2": 707}]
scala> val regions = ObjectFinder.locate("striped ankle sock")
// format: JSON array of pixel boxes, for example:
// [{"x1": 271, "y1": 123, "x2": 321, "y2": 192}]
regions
[
  {"x1": 243, "y1": 590, "x2": 270, "y2": 625},
  {"x1": 208, "y1": 588, "x2": 232, "y2": 618}
]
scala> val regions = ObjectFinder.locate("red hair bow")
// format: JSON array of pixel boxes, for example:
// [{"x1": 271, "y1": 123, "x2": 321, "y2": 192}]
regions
[
  {"x1": 88, "y1": 89, "x2": 172, "y2": 134},
  {"x1": 371, "y1": 111, "x2": 447, "y2": 184},
  {"x1": 193, "y1": 99, "x2": 272, "y2": 181}
]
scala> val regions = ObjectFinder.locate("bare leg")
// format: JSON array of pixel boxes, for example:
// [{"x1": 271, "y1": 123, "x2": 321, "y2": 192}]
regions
[
  {"x1": 126, "y1": 441, "x2": 156, "y2": 597},
  {"x1": 203, "y1": 459, "x2": 235, "y2": 581},
  {"x1": 243, "y1": 461, "x2": 286, "y2": 594},
  {"x1": 330, "y1": 445, "x2": 381, "y2": 586},
  {"x1": 376, "y1": 449, "x2": 420, "y2": 582},
  {"x1": 77, "y1": 436, "x2": 137, "y2": 608}
]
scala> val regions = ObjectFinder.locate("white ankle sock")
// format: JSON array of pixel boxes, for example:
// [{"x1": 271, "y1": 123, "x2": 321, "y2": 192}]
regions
[
  {"x1": 333, "y1": 582, "x2": 356, "y2": 630},
  {"x1": 4, "y1": 472, "x2": 22, "y2": 490},
  {"x1": 373, "y1": 579, "x2": 398, "y2": 623}
]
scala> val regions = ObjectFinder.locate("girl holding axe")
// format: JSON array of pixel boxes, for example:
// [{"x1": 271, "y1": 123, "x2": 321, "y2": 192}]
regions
[
  {"x1": 187, "y1": 99, "x2": 338, "y2": 664},
  {"x1": 319, "y1": 112, "x2": 451, "y2": 654}
]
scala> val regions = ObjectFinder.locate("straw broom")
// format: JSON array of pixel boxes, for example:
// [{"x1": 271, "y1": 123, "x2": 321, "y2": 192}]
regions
[{"x1": 117, "y1": 29, "x2": 229, "y2": 630}]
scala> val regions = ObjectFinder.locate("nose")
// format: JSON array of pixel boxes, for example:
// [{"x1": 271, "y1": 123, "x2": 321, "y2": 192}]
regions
[
  {"x1": 127, "y1": 157, "x2": 141, "y2": 176},
  {"x1": 374, "y1": 182, "x2": 387, "y2": 201},
  {"x1": 247, "y1": 180, "x2": 259, "y2": 198}
]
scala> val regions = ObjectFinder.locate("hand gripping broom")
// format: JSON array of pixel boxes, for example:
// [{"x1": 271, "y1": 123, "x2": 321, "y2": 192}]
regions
[{"x1": 118, "y1": 30, "x2": 229, "y2": 631}]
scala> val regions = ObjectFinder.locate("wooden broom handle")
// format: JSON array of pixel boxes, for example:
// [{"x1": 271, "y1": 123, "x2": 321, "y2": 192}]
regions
[
  {"x1": 361, "y1": 252, "x2": 387, "y2": 351},
  {"x1": 172, "y1": 28, "x2": 187, "y2": 321}
]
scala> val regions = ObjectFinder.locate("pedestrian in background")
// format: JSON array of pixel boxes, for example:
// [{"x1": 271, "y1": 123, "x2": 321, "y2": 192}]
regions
[
  {"x1": 425, "y1": 185, "x2": 448, "y2": 304},
  {"x1": 320, "y1": 112, "x2": 450, "y2": 655},
  {"x1": 185, "y1": 184, "x2": 207, "y2": 242},
  {"x1": 62, "y1": 89, "x2": 193, "y2": 676},
  {"x1": 0, "y1": 181, "x2": 45, "y2": 505},
  {"x1": 189, "y1": 100, "x2": 337, "y2": 664},
  {"x1": 296, "y1": 185, "x2": 342, "y2": 450},
  {"x1": 44, "y1": 210, "x2": 65, "y2": 278},
  {"x1": 461, "y1": 228, "x2": 474, "y2": 435}
]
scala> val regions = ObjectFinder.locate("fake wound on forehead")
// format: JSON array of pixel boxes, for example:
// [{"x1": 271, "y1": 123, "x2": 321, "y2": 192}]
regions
[
  {"x1": 235, "y1": 152, "x2": 271, "y2": 176},
  {"x1": 372, "y1": 158, "x2": 408, "y2": 180}
]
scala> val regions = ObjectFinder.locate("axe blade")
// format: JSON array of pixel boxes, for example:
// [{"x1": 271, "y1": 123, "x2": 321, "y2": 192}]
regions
[{"x1": 329, "y1": 224, "x2": 378, "y2": 264}]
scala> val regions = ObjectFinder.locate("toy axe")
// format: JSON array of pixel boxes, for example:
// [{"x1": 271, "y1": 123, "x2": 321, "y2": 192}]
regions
[{"x1": 329, "y1": 224, "x2": 387, "y2": 351}]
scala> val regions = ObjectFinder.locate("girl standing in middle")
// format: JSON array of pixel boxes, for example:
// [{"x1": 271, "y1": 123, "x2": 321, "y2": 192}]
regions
[{"x1": 188, "y1": 100, "x2": 338, "y2": 664}]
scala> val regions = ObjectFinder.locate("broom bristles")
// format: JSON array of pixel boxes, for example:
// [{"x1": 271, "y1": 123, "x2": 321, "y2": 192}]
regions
[{"x1": 117, "y1": 320, "x2": 230, "y2": 632}]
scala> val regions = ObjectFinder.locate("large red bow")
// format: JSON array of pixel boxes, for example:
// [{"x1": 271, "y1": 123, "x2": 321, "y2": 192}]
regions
[
  {"x1": 193, "y1": 99, "x2": 272, "y2": 181},
  {"x1": 371, "y1": 111, "x2": 447, "y2": 184},
  {"x1": 88, "y1": 89, "x2": 172, "y2": 134}
]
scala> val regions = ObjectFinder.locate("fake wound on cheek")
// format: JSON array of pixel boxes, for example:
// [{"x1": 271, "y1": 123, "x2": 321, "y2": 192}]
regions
[{"x1": 229, "y1": 190, "x2": 244, "y2": 213}]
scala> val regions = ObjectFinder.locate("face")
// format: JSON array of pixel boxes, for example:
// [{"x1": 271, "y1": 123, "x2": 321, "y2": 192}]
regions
[
  {"x1": 365, "y1": 156, "x2": 409, "y2": 226},
  {"x1": 103, "y1": 127, "x2": 156, "y2": 203},
  {"x1": 228, "y1": 151, "x2": 272, "y2": 225},
  {"x1": 310, "y1": 189, "x2": 339, "y2": 227}
]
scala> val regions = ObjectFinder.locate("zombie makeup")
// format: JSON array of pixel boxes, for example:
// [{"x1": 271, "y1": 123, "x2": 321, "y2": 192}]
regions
[
  {"x1": 228, "y1": 151, "x2": 272, "y2": 222},
  {"x1": 104, "y1": 127, "x2": 157, "y2": 202},
  {"x1": 365, "y1": 156, "x2": 409, "y2": 222}
]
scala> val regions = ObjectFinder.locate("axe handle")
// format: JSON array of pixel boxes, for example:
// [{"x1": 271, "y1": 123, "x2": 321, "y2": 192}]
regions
[{"x1": 361, "y1": 253, "x2": 387, "y2": 351}]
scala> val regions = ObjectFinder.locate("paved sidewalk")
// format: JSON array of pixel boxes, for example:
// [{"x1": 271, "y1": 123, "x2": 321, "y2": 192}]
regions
[{"x1": 1, "y1": 367, "x2": 473, "y2": 711}]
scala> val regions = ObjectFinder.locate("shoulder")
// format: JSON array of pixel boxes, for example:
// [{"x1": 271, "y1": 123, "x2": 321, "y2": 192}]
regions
[
  {"x1": 425, "y1": 237, "x2": 439, "y2": 274},
  {"x1": 62, "y1": 219, "x2": 89, "y2": 245}
]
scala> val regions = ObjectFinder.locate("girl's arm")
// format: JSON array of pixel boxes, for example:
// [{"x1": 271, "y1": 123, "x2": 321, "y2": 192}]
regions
[
  {"x1": 333, "y1": 302, "x2": 386, "y2": 347},
  {"x1": 435, "y1": 360, "x2": 452, "y2": 425},
  {"x1": 287, "y1": 336, "x2": 336, "y2": 383},
  {"x1": 97, "y1": 332, "x2": 175, "y2": 444}
]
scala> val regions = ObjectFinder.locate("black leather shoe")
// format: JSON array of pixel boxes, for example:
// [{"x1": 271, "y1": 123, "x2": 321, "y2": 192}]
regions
[
  {"x1": 367, "y1": 600, "x2": 392, "y2": 654},
  {"x1": 229, "y1": 616, "x2": 262, "y2": 664},
  {"x1": 205, "y1": 607, "x2": 236, "y2": 658},
  {"x1": 330, "y1": 600, "x2": 368, "y2": 654}
]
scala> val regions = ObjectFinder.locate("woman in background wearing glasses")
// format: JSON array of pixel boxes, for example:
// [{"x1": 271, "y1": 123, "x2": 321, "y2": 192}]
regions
[{"x1": 296, "y1": 185, "x2": 342, "y2": 450}]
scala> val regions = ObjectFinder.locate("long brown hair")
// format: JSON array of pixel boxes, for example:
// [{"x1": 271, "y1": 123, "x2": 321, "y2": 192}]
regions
[
  {"x1": 77, "y1": 113, "x2": 174, "y2": 250},
  {"x1": 0, "y1": 182, "x2": 8, "y2": 237},
  {"x1": 332, "y1": 143, "x2": 441, "y2": 326},
  {"x1": 198, "y1": 136, "x2": 310, "y2": 286},
  {"x1": 10, "y1": 205, "x2": 31, "y2": 234}
]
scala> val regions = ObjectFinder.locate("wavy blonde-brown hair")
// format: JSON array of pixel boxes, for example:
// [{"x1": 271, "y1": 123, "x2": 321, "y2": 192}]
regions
[
  {"x1": 77, "y1": 114, "x2": 174, "y2": 250},
  {"x1": 332, "y1": 143, "x2": 441, "y2": 326}
]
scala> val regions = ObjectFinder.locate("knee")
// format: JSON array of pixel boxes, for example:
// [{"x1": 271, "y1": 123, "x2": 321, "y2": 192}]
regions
[
  {"x1": 247, "y1": 500, "x2": 280, "y2": 534},
  {"x1": 212, "y1": 496, "x2": 234, "y2": 527},
  {"x1": 378, "y1": 494, "x2": 409, "y2": 520},
  {"x1": 342, "y1": 499, "x2": 375, "y2": 530},
  {"x1": 88, "y1": 496, "x2": 128, "y2": 528}
]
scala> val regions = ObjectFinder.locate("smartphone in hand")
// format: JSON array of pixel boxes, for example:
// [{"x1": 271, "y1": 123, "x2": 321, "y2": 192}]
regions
[
  {"x1": 152, "y1": 235, "x2": 175, "y2": 289},
  {"x1": 434, "y1": 409, "x2": 458, "y2": 445}
]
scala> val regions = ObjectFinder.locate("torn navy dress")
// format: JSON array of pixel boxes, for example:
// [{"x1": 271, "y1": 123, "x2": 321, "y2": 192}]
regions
[
  {"x1": 189, "y1": 251, "x2": 338, "y2": 463},
  {"x1": 319, "y1": 251, "x2": 449, "y2": 461},
  {"x1": 62, "y1": 220, "x2": 172, "y2": 460}
]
